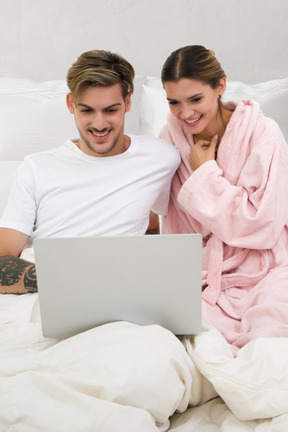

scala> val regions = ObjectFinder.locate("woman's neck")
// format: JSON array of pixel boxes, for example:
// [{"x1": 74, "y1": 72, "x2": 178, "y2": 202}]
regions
[{"x1": 193, "y1": 107, "x2": 233, "y2": 144}]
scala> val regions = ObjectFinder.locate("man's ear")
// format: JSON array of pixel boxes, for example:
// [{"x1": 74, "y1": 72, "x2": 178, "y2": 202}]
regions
[
  {"x1": 125, "y1": 94, "x2": 132, "y2": 113},
  {"x1": 66, "y1": 93, "x2": 75, "y2": 114}
]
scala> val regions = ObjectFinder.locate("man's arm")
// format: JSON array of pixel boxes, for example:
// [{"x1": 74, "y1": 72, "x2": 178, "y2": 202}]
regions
[
  {"x1": 145, "y1": 211, "x2": 160, "y2": 235},
  {"x1": 0, "y1": 228, "x2": 37, "y2": 294}
]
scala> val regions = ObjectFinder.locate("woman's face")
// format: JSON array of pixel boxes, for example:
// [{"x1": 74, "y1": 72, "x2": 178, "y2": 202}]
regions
[{"x1": 164, "y1": 78, "x2": 226, "y2": 137}]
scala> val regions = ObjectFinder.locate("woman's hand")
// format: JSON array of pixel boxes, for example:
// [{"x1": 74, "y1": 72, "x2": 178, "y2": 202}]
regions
[{"x1": 189, "y1": 134, "x2": 218, "y2": 171}]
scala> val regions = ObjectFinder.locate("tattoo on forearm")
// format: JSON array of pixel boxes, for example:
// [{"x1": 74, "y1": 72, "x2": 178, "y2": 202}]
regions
[
  {"x1": 0, "y1": 255, "x2": 38, "y2": 294},
  {"x1": 145, "y1": 227, "x2": 160, "y2": 235},
  {"x1": 23, "y1": 264, "x2": 38, "y2": 293}
]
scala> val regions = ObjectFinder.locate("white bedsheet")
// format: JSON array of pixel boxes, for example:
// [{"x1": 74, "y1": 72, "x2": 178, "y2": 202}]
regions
[{"x1": 0, "y1": 294, "x2": 288, "y2": 431}]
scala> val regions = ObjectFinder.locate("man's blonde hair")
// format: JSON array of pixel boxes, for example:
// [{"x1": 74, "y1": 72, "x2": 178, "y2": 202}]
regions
[{"x1": 67, "y1": 50, "x2": 135, "y2": 103}]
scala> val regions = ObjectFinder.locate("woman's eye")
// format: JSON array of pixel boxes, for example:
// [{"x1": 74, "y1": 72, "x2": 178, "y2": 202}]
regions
[
  {"x1": 168, "y1": 101, "x2": 178, "y2": 106},
  {"x1": 191, "y1": 98, "x2": 201, "y2": 103}
]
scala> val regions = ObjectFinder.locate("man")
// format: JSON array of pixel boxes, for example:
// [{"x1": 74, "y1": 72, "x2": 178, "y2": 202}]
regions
[{"x1": 0, "y1": 50, "x2": 180, "y2": 294}]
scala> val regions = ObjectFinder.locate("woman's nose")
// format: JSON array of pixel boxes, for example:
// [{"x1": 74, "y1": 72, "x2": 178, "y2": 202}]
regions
[{"x1": 180, "y1": 105, "x2": 194, "y2": 119}]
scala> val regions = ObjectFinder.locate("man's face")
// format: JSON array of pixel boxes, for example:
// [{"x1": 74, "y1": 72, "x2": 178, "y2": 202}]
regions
[{"x1": 67, "y1": 84, "x2": 131, "y2": 157}]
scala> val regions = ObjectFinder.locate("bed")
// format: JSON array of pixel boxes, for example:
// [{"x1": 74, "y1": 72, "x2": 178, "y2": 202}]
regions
[{"x1": 1, "y1": 75, "x2": 288, "y2": 431}]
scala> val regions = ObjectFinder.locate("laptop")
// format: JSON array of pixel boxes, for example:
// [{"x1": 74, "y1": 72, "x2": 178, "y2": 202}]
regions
[{"x1": 34, "y1": 234, "x2": 202, "y2": 338}]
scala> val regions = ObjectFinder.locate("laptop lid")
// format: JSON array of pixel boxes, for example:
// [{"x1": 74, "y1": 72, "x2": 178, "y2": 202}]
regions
[{"x1": 34, "y1": 234, "x2": 202, "y2": 338}]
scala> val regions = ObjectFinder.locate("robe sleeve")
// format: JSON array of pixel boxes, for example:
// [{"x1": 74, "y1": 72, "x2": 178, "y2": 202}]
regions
[{"x1": 177, "y1": 132, "x2": 288, "y2": 249}]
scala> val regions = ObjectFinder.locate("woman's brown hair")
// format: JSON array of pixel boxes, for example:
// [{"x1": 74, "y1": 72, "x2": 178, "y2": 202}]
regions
[{"x1": 161, "y1": 45, "x2": 226, "y2": 89}]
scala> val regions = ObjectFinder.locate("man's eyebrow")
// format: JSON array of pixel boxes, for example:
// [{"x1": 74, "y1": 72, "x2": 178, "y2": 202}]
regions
[
  {"x1": 104, "y1": 103, "x2": 122, "y2": 109},
  {"x1": 77, "y1": 103, "x2": 92, "y2": 109},
  {"x1": 77, "y1": 103, "x2": 122, "y2": 109}
]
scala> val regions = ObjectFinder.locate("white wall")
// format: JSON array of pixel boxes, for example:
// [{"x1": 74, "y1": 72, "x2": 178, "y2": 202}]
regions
[{"x1": 0, "y1": 0, "x2": 287, "y2": 83}]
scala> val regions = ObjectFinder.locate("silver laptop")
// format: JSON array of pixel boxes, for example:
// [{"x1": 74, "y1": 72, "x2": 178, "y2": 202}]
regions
[{"x1": 34, "y1": 234, "x2": 202, "y2": 338}]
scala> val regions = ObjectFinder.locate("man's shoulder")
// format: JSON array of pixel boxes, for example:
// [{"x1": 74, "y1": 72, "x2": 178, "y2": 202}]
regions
[
  {"x1": 130, "y1": 134, "x2": 179, "y2": 155},
  {"x1": 129, "y1": 134, "x2": 180, "y2": 170},
  {"x1": 131, "y1": 134, "x2": 170, "y2": 145},
  {"x1": 23, "y1": 140, "x2": 71, "y2": 163}
]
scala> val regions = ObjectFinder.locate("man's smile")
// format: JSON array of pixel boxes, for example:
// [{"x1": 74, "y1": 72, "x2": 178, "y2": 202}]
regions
[{"x1": 89, "y1": 129, "x2": 112, "y2": 140}]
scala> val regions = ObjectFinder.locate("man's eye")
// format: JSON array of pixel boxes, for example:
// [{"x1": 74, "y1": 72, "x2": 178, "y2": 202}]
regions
[
  {"x1": 106, "y1": 109, "x2": 118, "y2": 113},
  {"x1": 168, "y1": 101, "x2": 178, "y2": 106},
  {"x1": 80, "y1": 109, "x2": 92, "y2": 113}
]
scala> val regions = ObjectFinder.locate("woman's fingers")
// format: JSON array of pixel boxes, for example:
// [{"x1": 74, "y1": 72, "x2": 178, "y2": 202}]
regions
[{"x1": 189, "y1": 134, "x2": 219, "y2": 170}]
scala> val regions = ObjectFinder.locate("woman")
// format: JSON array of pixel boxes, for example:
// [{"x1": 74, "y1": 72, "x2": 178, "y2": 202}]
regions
[{"x1": 160, "y1": 45, "x2": 288, "y2": 354}]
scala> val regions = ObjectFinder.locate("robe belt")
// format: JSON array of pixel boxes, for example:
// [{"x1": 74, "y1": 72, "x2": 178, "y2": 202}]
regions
[
  {"x1": 202, "y1": 238, "x2": 271, "y2": 305},
  {"x1": 202, "y1": 236, "x2": 223, "y2": 305}
]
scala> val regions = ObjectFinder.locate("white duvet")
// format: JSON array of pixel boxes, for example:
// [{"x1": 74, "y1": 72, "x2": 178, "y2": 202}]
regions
[{"x1": 0, "y1": 293, "x2": 288, "y2": 432}]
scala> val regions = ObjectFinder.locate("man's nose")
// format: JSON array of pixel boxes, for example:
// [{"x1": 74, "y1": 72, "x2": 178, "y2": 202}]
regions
[{"x1": 92, "y1": 113, "x2": 108, "y2": 131}]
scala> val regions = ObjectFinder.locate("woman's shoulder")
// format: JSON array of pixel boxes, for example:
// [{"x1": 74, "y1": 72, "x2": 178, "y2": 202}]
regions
[
  {"x1": 227, "y1": 100, "x2": 286, "y2": 145},
  {"x1": 252, "y1": 107, "x2": 287, "y2": 147},
  {"x1": 244, "y1": 102, "x2": 288, "y2": 162}
]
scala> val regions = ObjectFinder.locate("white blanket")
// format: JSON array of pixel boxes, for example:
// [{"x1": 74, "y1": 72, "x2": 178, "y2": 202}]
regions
[{"x1": 1, "y1": 294, "x2": 288, "y2": 431}]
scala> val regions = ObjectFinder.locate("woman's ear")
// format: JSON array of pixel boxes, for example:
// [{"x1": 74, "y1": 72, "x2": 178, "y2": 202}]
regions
[
  {"x1": 66, "y1": 93, "x2": 75, "y2": 114},
  {"x1": 218, "y1": 77, "x2": 227, "y2": 98}
]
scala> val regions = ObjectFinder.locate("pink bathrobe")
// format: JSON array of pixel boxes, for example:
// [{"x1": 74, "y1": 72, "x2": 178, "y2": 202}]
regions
[{"x1": 160, "y1": 100, "x2": 288, "y2": 354}]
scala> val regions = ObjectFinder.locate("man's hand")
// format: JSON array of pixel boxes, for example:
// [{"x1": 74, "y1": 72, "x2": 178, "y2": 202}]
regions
[{"x1": 189, "y1": 134, "x2": 218, "y2": 171}]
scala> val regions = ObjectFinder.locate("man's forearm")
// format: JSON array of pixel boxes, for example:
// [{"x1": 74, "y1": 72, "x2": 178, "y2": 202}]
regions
[
  {"x1": 0, "y1": 255, "x2": 38, "y2": 294},
  {"x1": 145, "y1": 212, "x2": 160, "y2": 235}
]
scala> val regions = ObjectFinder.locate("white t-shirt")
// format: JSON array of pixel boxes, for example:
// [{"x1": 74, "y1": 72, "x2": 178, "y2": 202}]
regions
[{"x1": 0, "y1": 135, "x2": 180, "y2": 247}]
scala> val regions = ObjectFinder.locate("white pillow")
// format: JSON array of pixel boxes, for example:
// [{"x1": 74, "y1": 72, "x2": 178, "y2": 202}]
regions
[
  {"x1": 0, "y1": 161, "x2": 21, "y2": 216},
  {"x1": 139, "y1": 85, "x2": 169, "y2": 137},
  {"x1": 139, "y1": 77, "x2": 288, "y2": 143},
  {"x1": 224, "y1": 78, "x2": 288, "y2": 142},
  {"x1": 0, "y1": 78, "x2": 79, "y2": 160},
  {"x1": 0, "y1": 76, "x2": 144, "y2": 161},
  {"x1": 125, "y1": 75, "x2": 146, "y2": 135}
]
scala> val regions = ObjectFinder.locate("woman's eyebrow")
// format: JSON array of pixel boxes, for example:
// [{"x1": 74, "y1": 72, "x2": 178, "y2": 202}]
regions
[
  {"x1": 167, "y1": 92, "x2": 204, "y2": 101},
  {"x1": 188, "y1": 92, "x2": 204, "y2": 99}
]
